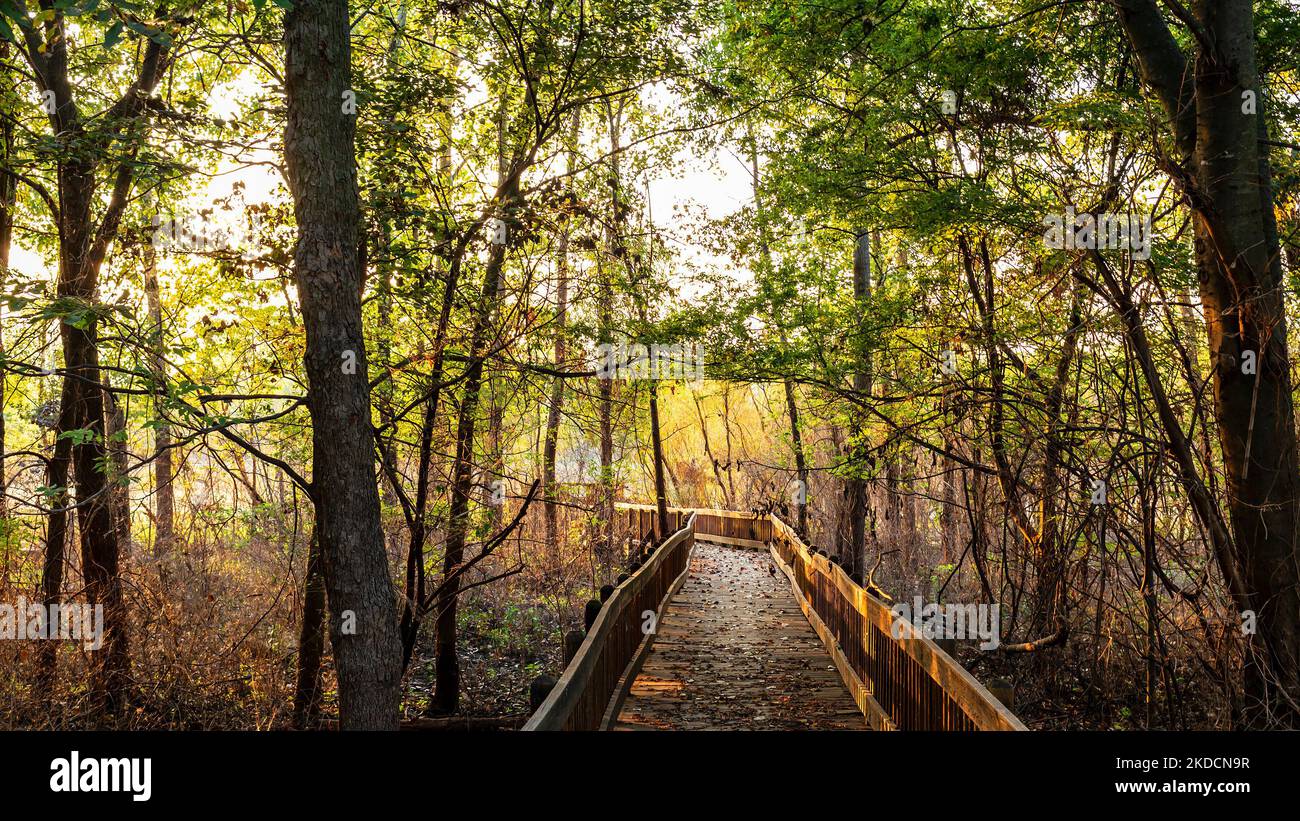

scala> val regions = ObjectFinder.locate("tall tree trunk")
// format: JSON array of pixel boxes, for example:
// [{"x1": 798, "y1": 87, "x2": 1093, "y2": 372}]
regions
[
  {"x1": 747, "y1": 133, "x2": 807, "y2": 532},
  {"x1": 21, "y1": 1, "x2": 176, "y2": 714},
  {"x1": 431, "y1": 231, "x2": 510, "y2": 715},
  {"x1": 543, "y1": 114, "x2": 578, "y2": 562},
  {"x1": 1116, "y1": 0, "x2": 1300, "y2": 726},
  {"x1": 648, "y1": 382, "x2": 670, "y2": 537},
  {"x1": 0, "y1": 82, "x2": 12, "y2": 517},
  {"x1": 37, "y1": 378, "x2": 75, "y2": 694},
  {"x1": 597, "y1": 256, "x2": 616, "y2": 556},
  {"x1": 843, "y1": 230, "x2": 871, "y2": 575},
  {"x1": 783, "y1": 380, "x2": 809, "y2": 536},
  {"x1": 292, "y1": 528, "x2": 326, "y2": 729},
  {"x1": 142, "y1": 242, "x2": 174, "y2": 568},
  {"x1": 431, "y1": 98, "x2": 517, "y2": 714},
  {"x1": 398, "y1": 48, "x2": 460, "y2": 671},
  {"x1": 598, "y1": 104, "x2": 625, "y2": 556},
  {"x1": 541, "y1": 250, "x2": 569, "y2": 556},
  {"x1": 284, "y1": 0, "x2": 401, "y2": 730}
]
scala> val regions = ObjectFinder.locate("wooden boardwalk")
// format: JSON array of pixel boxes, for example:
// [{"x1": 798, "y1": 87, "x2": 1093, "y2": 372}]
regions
[{"x1": 614, "y1": 541, "x2": 866, "y2": 730}]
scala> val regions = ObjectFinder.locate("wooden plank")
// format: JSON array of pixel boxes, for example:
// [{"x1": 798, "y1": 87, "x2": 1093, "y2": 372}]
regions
[
  {"x1": 694, "y1": 533, "x2": 766, "y2": 549},
  {"x1": 769, "y1": 544, "x2": 895, "y2": 730},
  {"x1": 599, "y1": 536, "x2": 697, "y2": 729},
  {"x1": 614, "y1": 542, "x2": 866, "y2": 731}
]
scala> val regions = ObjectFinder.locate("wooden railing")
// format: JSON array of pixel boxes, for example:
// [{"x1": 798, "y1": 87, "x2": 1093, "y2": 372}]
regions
[
  {"x1": 691, "y1": 507, "x2": 771, "y2": 546},
  {"x1": 684, "y1": 508, "x2": 1024, "y2": 731},
  {"x1": 617, "y1": 503, "x2": 686, "y2": 543},
  {"x1": 527, "y1": 504, "x2": 1024, "y2": 731},
  {"x1": 523, "y1": 509, "x2": 696, "y2": 731}
]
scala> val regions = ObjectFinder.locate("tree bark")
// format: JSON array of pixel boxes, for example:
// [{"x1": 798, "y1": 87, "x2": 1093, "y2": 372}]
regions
[
  {"x1": 103, "y1": 387, "x2": 131, "y2": 558},
  {"x1": 284, "y1": 0, "x2": 402, "y2": 730},
  {"x1": 292, "y1": 528, "x2": 327, "y2": 729},
  {"x1": 1115, "y1": 0, "x2": 1300, "y2": 726},
  {"x1": 141, "y1": 242, "x2": 174, "y2": 567}
]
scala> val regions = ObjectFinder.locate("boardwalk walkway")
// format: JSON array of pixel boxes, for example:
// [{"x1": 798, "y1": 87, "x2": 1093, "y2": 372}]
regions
[{"x1": 614, "y1": 541, "x2": 865, "y2": 730}]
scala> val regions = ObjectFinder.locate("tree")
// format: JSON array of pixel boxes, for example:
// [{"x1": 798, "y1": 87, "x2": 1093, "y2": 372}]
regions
[
  {"x1": 1112, "y1": 0, "x2": 1300, "y2": 727},
  {"x1": 283, "y1": 0, "x2": 401, "y2": 730},
  {"x1": 9, "y1": 1, "x2": 183, "y2": 709}
]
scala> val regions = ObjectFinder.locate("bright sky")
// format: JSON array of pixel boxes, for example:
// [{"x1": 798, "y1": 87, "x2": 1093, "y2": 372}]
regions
[
  {"x1": 6, "y1": 72, "x2": 752, "y2": 304},
  {"x1": 648, "y1": 139, "x2": 754, "y2": 291}
]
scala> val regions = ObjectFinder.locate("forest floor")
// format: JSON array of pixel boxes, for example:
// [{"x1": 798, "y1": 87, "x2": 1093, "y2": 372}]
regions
[{"x1": 401, "y1": 589, "x2": 569, "y2": 721}]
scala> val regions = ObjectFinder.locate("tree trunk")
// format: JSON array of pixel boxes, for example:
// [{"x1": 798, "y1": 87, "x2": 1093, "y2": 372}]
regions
[
  {"x1": 543, "y1": 114, "x2": 579, "y2": 561},
  {"x1": 24, "y1": 1, "x2": 175, "y2": 714},
  {"x1": 1116, "y1": 0, "x2": 1300, "y2": 726},
  {"x1": 284, "y1": 0, "x2": 401, "y2": 730},
  {"x1": 142, "y1": 242, "x2": 174, "y2": 568},
  {"x1": 36, "y1": 377, "x2": 75, "y2": 694},
  {"x1": 431, "y1": 231, "x2": 510, "y2": 715},
  {"x1": 0, "y1": 87, "x2": 12, "y2": 516},
  {"x1": 843, "y1": 230, "x2": 871, "y2": 575},
  {"x1": 431, "y1": 96, "x2": 517, "y2": 714},
  {"x1": 398, "y1": 49, "x2": 461, "y2": 671},
  {"x1": 783, "y1": 381, "x2": 809, "y2": 536},
  {"x1": 598, "y1": 258, "x2": 616, "y2": 556},
  {"x1": 292, "y1": 528, "x2": 327, "y2": 729},
  {"x1": 103, "y1": 387, "x2": 131, "y2": 557},
  {"x1": 648, "y1": 382, "x2": 670, "y2": 538}
]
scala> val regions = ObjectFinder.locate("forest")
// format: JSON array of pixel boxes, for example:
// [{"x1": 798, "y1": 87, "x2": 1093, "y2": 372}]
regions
[{"x1": 0, "y1": 0, "x2": 1297, "y2": 733}]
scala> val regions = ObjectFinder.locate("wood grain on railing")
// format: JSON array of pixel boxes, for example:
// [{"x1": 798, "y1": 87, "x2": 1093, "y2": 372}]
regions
[
  {"x1": 523, "y1": 509, "x2": 695, "y2": 731},
  {"x1": 692, "y1": 508, "x2": 1026, "y2": 731}
]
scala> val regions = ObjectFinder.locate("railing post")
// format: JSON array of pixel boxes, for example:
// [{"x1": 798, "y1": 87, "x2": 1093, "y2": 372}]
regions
[
  {"x1": 530, "y1": 676, "x2": 556, "y2": 712},
  {"x1": 584, "y1": 599, "x2": 602, "y2": 632},
  {"x1": 563, "y1": 629, "x2": 584, "y2": 665},
  {"x1": 987, "y1": 677, "x2": 1015, "y2": 711}
]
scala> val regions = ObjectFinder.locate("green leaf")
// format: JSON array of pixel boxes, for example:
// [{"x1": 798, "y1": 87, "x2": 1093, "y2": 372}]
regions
[
  {"x1": 57, "y1": 428, "x2": 98, "y2": 446},
  {"x1": 104, "y1": 20, "x2": 123, "y2": 49},
  {"x1": 36, "y1": 484, "x2": 68, "y2": 501}
]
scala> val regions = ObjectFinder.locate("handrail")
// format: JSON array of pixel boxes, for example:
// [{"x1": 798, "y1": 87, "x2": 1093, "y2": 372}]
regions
[
  {"x1": 678, "y1": 507, "x2": 1024, "y2": 730},
  {"x1": 528, "y1": 503, "x2": 1024, "y2": 731},
  {"x1": 523, "y1": 510, "x2": 696, "y2": 730},
  {"x1": 613, "y1": 502, "x2": 686, "y2": 542}
]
